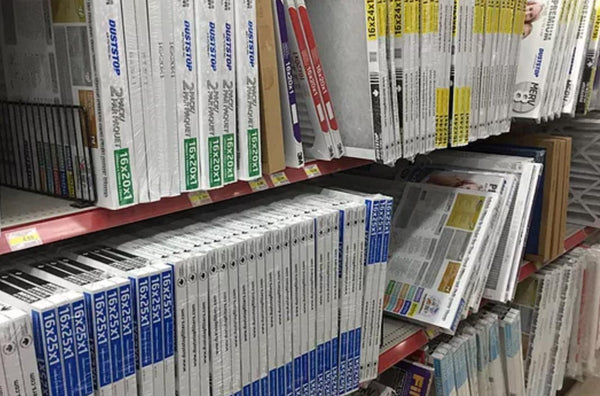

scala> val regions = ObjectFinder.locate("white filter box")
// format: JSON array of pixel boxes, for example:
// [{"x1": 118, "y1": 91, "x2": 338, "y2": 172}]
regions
[
  {"x1": 234, "y1": 0, "x2": 263, "y2": 180},
  {"x1": 173, "y1": 0, "x2": 202, "y2": 192},
  {"x1": 219, "y1": 0, "x2": 238, "y2": 185}
]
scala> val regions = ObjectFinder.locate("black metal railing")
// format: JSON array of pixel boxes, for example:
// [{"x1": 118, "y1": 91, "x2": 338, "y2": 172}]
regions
[{"x1": 0, "y1": 102, "x2": 96, "y2": 204}]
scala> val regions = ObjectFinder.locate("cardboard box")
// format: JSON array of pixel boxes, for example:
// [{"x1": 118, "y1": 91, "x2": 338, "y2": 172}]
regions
[{"x1": 257, "y1": 0, "x2": 286, "y2": 174}]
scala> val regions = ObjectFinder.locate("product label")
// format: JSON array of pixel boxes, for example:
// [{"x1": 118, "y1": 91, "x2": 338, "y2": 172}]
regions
[
  {"x1": 150, "y1": 274, "x2": 163, "y2": 363},
  {"x1": 42, "y1": 309, "x2": 65, "y2": 396},
  {"x1": 119, "y1": 284, "x2": 136, "y2": 377},
  {"x1": 208, "y1": 136, "x2": 222, "y2": 188},
  {"x1": 73, "y1": 299, "x2": 94, "y2": 395},
  {"x1": 184, "y1": 138, "x2": 200, "y2": 190},
  {"x1": 58, "y1": 304, "x2": 78, "y2": 396},
  {"x1": 138, "y1": 277, "x2": 153, "y2": 368},
  {"x1": 223, "y1": 134, "x2": 236, "y2": 183},
  {"x1": 247, "y1": 129, "x2": 260, "y2": 178},
  {"x1": 162, "y1": 269, "x2": 175, "y2": 359},
  {"x1": 94, "y1": 292, "x2": 112, "y2": 387},
  {"x1": 366, "y1": 0, "x2": 378, "y2": 41},
  {"x1": 107, "y1": 288, "x2": 123, "y2": 381},
  {"x1": 114, "y1": 148, "x2": 134, "y2": 206}
]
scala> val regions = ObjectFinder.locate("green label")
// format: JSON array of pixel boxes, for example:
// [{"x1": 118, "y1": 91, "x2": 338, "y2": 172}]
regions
[
  {"x1": 114, "y1": 148, "x2": 135, "y2": 205},
  {"x1": 208, "y1": 136, "x2": 222, "y2": 188},
  {"x1": 184, "y1": 138, "x2": 199, "y2": 190},
  {"x1": 247, "y1": 128, "x2": 261, "y2": 177},
  {"x1": 223, "y1": 133, "x2": 236, "y2": 183}
]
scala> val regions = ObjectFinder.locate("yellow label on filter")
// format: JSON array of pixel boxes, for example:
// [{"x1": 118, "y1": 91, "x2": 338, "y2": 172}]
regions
[
  {"x1": 513, "y1": 0, "x2": 525, "y2": 34},
  {"x1": 500, "y1": 0, "x2": 513, "y2": 34},
  {"x1": 451, "y1": 86, "x2": 471, "y2": 146},
  {"x1": 462, "y1": 87, "x2": 471, "y2": 144},
  {"x1": 435, "y1": 88, "x2": 450, "y2": 148},
  {"x1": 593, "y1": 10, "x2": 600, "y2": 41},
  {"x1": 366, "y1": 0, "x2": 378, "y2": 41},
  {"x1": 393, "y1": 0, "x2": 403, "y2": 37},
  {"x1": 404, "y1": 0, "x2": 418, "y2": 34},
  {"x1": 485, "y1": 0, "x2": 495, "y2": 33},
  {"x1": 453, "y1": 0, "x2": 459, "y2": 37},
  {"x1": 474, "y1": 0, "x2": 485, "y2": 33},
  {"x1": 490, "y1": 0, "x2": 501, "y2": 33},
  {"x1": 427, "y1": 0, "x2": 440, "y2": 34},
  {"x1": 378, "y1": 0, "x2": 387, "y2": 37},
  {"x1": 421, "y1": 0, "x2": 431, "y2": 34}
]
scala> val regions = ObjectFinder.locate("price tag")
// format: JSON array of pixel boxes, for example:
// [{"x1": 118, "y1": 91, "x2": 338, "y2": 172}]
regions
[
  {"x1": 188, "y1": 191, "x2": 212, "y2": 207},
  {"x1": 249, "y1": 178, "x2": 269, "y2": 192},
  {"x1": 270, "y1": 172, "x2": 290, "y2": 187},
  {"x1": 304, "y1": 163, "x2": 322, "y2": 178},
  {"x1": 6, "y1": 228, "x2": 42, "y2": 252}
]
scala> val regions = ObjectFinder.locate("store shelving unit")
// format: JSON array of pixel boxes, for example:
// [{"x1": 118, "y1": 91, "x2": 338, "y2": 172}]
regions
[
  {"x1": 377, "y1": 224, "x2": 597, "y2": 374},
  {"x1": 3, "y1": 152, "x2": 597, "y2": 378},
  {"x1": 0, "y1": 157, "x2": 371, "y2": 254}
]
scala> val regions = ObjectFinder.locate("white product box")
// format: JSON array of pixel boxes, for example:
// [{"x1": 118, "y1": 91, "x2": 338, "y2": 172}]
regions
[
  {"x1": 0, "y1": 306, "x2": 42, "y2": 396},
  {"x1": 512, "y1": 0, "x2": 565, "y2": 121},
  {"x1": 195, "y1": 0, "x2": 225, "y2": 190},
  {"x1": 234, "y1": 0, "x2": 263, "y2": 179},
  {"x1": 173, "y1": 0, "x2": 201, "y2": 192}
]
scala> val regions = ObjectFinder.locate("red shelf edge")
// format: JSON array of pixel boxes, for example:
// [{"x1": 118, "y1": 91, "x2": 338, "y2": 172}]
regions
[
  {"x1": 0, "y1": 157, "x2": 372, "y2": 255},
  {"x1": 378, "y1": 330, "x2": 430, "y2": 375},
  {"x1": 517, "y1": 226, "x2": 597, "y2": 282}
]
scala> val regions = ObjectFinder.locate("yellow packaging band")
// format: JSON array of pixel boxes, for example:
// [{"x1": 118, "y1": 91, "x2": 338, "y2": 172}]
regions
[
  {"x1": 500, "y1": 0, "x2": 513, "y2": 34},
  {"x1": 513, "y1": 0, "x2": 527, "y2": 35},
  {"x1": 405, "y1": 0, "x2": 419, "y2": 34},
  {"x1": 430, "y1": 0, "x2": 440, "y2": 33},
  {"x1": 435, "y1": 88, "x2": 450, "y2": 148},
  {"x1": 490, "y1": 0, "x2": 501, "y2": 34},
  {"x1": 474, "y1": 0, "x2": 485, "y2": 34},
  {"x1": 421, "y1": 0, "x2": 431, "y2": 34},
  {"x1": 461, "y1": 87, "x2": 471, "y2": 145},
  {"x1": 378, "y1": 0, "x2": 387, "y2": 37}
]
